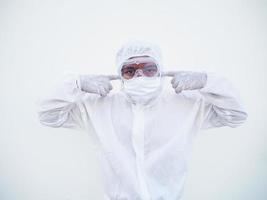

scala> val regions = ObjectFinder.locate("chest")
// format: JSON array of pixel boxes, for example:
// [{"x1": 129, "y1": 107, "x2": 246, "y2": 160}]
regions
[{"x1": 110, "y1": 97, "x2": 200, "y2": 153}]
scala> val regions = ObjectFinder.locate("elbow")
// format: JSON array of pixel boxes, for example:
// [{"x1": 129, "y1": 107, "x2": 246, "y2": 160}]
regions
[
  {"x1": 38, "y1": 110, "x2": 68, "y2": 128},
  {"x1": 224, "y1": 110, "x2": 248, "y2": 128}
]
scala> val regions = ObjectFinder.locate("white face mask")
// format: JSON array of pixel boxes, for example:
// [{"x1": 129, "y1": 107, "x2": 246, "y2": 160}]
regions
[{"x1": 122, "y1": 76, "x2": 163, "y2": 105}]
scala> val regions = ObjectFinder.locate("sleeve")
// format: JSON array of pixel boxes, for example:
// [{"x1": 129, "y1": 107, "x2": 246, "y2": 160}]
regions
[
  {"x1": 197, "y1": 72, "x2": 248, "y2": 130},
  {"x1": 36, "y1": 72, "x2": 97, "y2": 132}
]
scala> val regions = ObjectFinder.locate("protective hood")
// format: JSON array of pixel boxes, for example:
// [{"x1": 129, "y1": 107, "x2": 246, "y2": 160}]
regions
[
  {"x1": 115, "y1": 39, "x2": 164, "y2": 106},
  {"x1": 116, "y1": 39, "x2": 164, "y2": 76}
]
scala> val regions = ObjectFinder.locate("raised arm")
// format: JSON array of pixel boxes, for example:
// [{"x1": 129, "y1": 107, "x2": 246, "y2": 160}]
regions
[
  {"x1": 166, "y1": 71, "x2": 248, "y2": 129},
  {"x1": 37, "y1": 72, "x2": 113, "y2": 131},
  {"x1": 197, "y1": 72, "x2": 248, "y2": 129}
]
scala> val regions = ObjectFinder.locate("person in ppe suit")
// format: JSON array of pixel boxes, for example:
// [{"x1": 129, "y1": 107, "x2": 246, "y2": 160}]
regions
[{"x1": 37, "y1": 40, "x2": 248, "y2": 200}]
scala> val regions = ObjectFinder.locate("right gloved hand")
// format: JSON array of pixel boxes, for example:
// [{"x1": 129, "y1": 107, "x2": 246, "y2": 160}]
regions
[{"x1": 78, "y1": 75, "x2": 113, "y2": 97}]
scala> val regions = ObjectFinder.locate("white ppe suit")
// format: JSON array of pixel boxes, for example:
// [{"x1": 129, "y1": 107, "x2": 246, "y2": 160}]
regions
[{"x1": 37, "y1": 40, "x2": 248, "y2": 200}]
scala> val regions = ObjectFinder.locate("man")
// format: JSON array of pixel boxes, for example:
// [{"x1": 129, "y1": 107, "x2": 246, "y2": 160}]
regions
[{"x1": 37, "y1": 40, "x2": 248, "y2": 200}]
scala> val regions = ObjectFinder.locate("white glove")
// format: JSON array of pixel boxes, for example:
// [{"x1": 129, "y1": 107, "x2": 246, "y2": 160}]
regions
[
  {"x1": 78, "y1": 75, "x2": 113, "y2": 97},
  {"x1": 171, "y1": 71, "x2": 207, "y2": 94}
]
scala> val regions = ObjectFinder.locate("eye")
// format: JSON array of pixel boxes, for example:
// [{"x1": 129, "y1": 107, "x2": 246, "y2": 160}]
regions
[
  {"x1": 122, "y1": 67, "x2": 135, "y2": 75},
  {"x1": 126, "y1": 69, "x2": 134, "y2": 73},
  {"x1": 126, "y1": 70, "x2": 134, "y2": 74},
  {"x1": 144, "y1": 66, "x2": 157, "y2": 72}
]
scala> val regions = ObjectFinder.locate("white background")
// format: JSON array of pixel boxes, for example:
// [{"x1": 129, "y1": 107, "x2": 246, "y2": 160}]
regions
[{"x1": 0, "y1": 0, "x2": 266, "y2": 199}]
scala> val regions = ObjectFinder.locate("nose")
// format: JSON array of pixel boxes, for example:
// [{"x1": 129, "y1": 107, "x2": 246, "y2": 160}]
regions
[{"x1": 134, "y1": 69, "x2": 144, "y2": 77}]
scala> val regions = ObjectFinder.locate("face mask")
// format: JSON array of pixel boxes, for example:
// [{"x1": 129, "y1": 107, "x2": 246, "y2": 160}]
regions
[{"x1": 122, "y1": 76, "x2": 163, "y2": 105}]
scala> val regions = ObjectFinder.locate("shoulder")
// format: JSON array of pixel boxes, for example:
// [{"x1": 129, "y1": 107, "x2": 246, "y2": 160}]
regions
[{"x1": 162, "y1": 89, "x2": 202, "y2": 103}]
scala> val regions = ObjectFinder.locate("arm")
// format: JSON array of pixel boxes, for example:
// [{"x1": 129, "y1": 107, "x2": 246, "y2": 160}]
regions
[
  {"x1": 37, "y1": 72, "x2": 95, "y2": 131},
  {"x1": 197, "y1": 72, "x2": 248, "y2": 129}
]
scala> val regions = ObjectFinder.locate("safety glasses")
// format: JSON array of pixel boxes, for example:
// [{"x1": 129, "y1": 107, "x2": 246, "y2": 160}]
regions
[{"x1": 121, "y1": 58, "x2": 159, "y2": 80}]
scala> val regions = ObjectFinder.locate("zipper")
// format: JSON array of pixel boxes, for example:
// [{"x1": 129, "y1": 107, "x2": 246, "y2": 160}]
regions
[{"x1": 131, "y1": 104, "x2": 151, "y2": 200}]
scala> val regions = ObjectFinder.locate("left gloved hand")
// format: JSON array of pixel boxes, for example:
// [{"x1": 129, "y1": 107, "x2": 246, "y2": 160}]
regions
[{"x1": 170, "y1": 71, "x2": 207, "y2": 94}]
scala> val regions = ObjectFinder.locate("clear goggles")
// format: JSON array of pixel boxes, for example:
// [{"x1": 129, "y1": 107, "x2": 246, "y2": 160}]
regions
[{"x1": 120, "y1": 56, "x2": 159, "y2": 80}]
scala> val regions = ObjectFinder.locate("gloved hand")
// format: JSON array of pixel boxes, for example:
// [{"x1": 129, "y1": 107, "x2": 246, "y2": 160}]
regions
[
  {"x1": 170, "y1": 71, "x2": 207, "y2": 94},
  {"x1": 78, "y1": 75, "x2": 113, "y2": 97}
]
